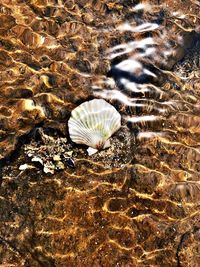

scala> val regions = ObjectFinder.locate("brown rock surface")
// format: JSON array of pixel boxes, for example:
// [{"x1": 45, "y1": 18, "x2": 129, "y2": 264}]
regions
[{"x1": 0, "y1": 0, "x2": 200, "y2": 266}]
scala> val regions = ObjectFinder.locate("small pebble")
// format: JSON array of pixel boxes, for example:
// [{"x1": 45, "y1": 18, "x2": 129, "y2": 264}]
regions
[
  {"x1": 65, "y1": 158, "x2": 75, "y2": 168},
  {"x1": 43, "y1": 166, "x2": 55, "y2": 174},
  {"x1": 31, "y1": 156, "x2": 43, "y2": 165},
  {"x1": 56, "y1": 161, "x2": 65, "y2": 170},
  {"x1": 53, "y1": 155, "x2": 61, "y2": 161},
  {"x1": 19, "y1": 164, "x2": 33, "y2": 170},
  {"x1": 65, "y1": 151, "x2": 73, "y2": 157}
]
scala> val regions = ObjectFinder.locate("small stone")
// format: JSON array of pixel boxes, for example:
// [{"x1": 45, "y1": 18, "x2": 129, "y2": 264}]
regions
[
  {"x1": 31, "y1": 156, "x2": 43, "y2": 165},
  {"x1": 43, "y1": 166, "x2": 55, "y2": 174},
  {"x1": 87, "y1": 147, "x2": 98, "y2": 156},
  {"x1": 53, "y1": 155, "x2": 61, "y2": 161},
  {"x1": 56, "y1": 161, "x2": 64, "y2": 170},
  {"x1": 65, "y1": 158, "x2": 75, "y2": 168},
  {"x1": 19, "y1": 164, "x2": 33, "y2": 170},
  {"x1": 66, "y1": 151, "x2": 73, "y2": 157}
]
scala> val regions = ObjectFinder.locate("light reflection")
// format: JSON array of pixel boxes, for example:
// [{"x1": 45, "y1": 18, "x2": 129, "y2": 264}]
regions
[
  {"x1": 117, "y1": 22, "x2": 159, "y2": 33},
  {"x1": 107, "y1": 38, "x2": 155, "y2": 59},
  {"x1": 94, "y1": 89, "x2": 145, "y2": 106},
  {"x1": 93, "y1": 8, "x2": 187, "y2": 142},
  {"x1": 131, "y1": 3, "x2": 153, "y2": 12},
  {"x1": 137, "y1": 131, "x2": 165, "y2": 139},
  {"x1": 126, "y1": 115, "x2": 160, "y2": 123}
]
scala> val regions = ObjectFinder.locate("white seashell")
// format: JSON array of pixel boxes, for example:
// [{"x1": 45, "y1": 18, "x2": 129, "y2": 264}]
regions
[{"x1": 68, "y1": 99, "x2": 121, "y2": 153}]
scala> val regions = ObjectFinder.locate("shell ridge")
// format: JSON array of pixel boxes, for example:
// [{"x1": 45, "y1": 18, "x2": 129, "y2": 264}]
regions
[
  {"x1": 68, "y1": 99, "x2": 121, "y2": 150},
  {"x1": 69, "y1": 119, "x2": 93, "y2": 145}
]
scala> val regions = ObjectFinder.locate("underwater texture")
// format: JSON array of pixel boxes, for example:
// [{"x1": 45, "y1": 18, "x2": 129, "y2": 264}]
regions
[{"x1": 0, "y1": 0, "x2": 200, "y2": 266}]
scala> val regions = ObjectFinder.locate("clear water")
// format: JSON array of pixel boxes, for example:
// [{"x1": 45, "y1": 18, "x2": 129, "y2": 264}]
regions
[{"x1": 0, "y1": 1, "x2": 200, "y2": 266}]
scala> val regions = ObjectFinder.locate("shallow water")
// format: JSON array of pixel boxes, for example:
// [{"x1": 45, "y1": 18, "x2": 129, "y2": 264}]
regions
[{"x1": 0, "y1": 1, "x2": 200, "y2": 266}]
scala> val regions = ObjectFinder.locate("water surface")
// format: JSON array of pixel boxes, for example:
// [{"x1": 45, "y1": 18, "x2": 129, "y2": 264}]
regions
[{"x1": 0, "y1": 1, "x2": 200, "y2": 266}]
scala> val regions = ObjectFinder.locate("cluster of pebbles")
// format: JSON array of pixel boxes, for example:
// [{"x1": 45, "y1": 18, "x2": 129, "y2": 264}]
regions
[
  {"x1": 18, "y1": 123, "x2": 133, "y2": 174},
  {"x1": 19, "y1": 128, "x2": 74, "y2": 174}
]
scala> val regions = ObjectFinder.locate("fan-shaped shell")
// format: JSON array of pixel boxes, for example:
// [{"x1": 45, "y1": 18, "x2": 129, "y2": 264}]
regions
[{"x1": 68, "y1": 99, "x2": 121, "y2": 151}]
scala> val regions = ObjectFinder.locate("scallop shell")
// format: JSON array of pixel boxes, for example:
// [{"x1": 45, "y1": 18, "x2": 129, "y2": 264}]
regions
[{"x1": 68, "y1": 99, "x2": 121, "y2": 154}]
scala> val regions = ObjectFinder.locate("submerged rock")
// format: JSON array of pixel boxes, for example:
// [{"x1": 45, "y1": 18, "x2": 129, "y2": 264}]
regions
[{"x1": 0, "y1": 1, "x2": 199, "y2": 266}]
